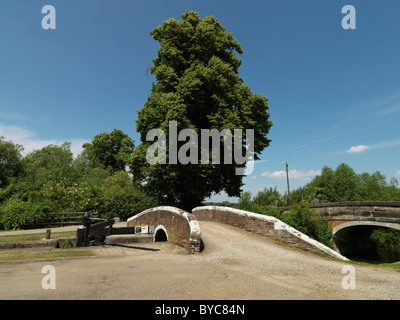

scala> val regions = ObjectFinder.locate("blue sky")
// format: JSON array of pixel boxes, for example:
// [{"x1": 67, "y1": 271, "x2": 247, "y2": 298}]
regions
[{"x1": 1, "y1": 1, "x2": 400, "y2": 202}]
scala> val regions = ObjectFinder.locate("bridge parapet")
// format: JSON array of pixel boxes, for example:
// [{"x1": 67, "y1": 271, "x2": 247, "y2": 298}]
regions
[
  {"x1": 282, "y1": 201, "x2": 400, "y2": 224},
  {"x1": 192, "y1": 206, "x2": 347, "y2": 260},
  {"x1": 127, "y1": 206, "x2": 201, "y2": 253}
]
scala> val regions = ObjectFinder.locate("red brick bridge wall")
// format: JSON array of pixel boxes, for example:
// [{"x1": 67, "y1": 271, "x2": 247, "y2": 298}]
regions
[{"x1": 127, "y1": 206, "x2": 201, "y2": 253}]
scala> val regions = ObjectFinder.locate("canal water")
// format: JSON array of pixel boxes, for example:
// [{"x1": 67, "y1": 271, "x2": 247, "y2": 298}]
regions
[{"x1": 348, "y1": 247, "x2": 400, "y2": 264}]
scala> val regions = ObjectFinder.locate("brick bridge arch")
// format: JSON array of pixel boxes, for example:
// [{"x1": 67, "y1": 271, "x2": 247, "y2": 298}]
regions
[
  {"x1": 282, "y1": 201, "x2": 400, "y2": 258},
  {"x1": 333, "y1": 220, "x2": 400, "y2": 234},
  {"x1": 282, "y1": 201, "x2": 400, "y2": 233},
  {"x1": 127, "y1": 206, "x2": 202, "y2": 253}
]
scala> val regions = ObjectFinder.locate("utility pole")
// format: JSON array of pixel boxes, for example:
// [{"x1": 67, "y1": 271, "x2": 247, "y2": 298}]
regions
[{"x1": 286, "y1": 162, "x2": 291, "y2": 206}]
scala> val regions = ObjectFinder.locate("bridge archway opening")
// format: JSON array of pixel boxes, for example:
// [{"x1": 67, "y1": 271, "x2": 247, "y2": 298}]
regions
[
  {"x1": 334, "y1": 225, "x2": 400, "y2": 263},
  {"x1": 154, "y1": 226, "x2": 168, "y2": 242}
]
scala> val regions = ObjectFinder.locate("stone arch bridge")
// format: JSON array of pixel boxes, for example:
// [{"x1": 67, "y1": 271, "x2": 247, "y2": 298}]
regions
[
  {"x1": 284, "y1": 201, "x2": 400, "y2": 233},
  {"x1": 127, "y1": 202, "x2": 400, "y2": 261},
  {"x1": 127, "y1": 205, "x2": 347, "y2": 260},
  {"x1": 282, "y1": 201, "x2": 400, "y2": 257}
]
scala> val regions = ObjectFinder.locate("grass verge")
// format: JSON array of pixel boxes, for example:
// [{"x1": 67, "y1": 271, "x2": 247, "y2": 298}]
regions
[
  {"x1": 380, "y1": 262, "x2": 400, "y2": 272},
  {"x1": 0, "y1": 249, "x2": 94, "y2": 261},
  {"x1": 345, "y1": 259, "x2": 400, "y2": 272},
  {"x1": 0, "y1": 231, "x2": 76, "y2": 243}
]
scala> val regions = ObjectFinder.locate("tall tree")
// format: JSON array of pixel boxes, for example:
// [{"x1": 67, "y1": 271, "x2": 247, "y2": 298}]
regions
[
  {"x1": 83, "y1": 129, "x2": 135, "y2": 174},
  {"x1": 0, "y1": 137, "x2": 24, "y2": 188},
  {"x1": 21, "y1": 142, "x2": 74, "y2": 190},
  {"x1": 333, "y1": 163, "x2": 358, "y2": 201},
  {"x1": 133, "y1": 11, "x2": 273, "y2": 210}
]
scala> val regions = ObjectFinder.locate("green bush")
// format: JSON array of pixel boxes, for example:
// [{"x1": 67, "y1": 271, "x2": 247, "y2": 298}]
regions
[
  {"x1": 247, "y1": 204, "x2": 282, "y2": 219},
  {"x1": 0, "y1": 196, "x2": 27, "y2": 230},
  {"x1": 281, "y1": 202, "x2": 333, "y2": 248},
  {"x1": 100, "y1": 185, "x2": 157, "y2": 220},
  {"x1": 237, "y1": 191, "x2": 252, "y2": 211},
  {"x1": 62, "y1": 239, "x2": 73, "y2": 248},
  {"x1": 0, "y1": 195, "x2": 49, "y2": 230},
  {"x1": 95, "y1": 172, "x2": 157, "y2": 220},
  {"x1": 235, "y1": 199, "x2": 333, "y2": 248},
  {"x1": 370, "y1": 228, "x2": 400, "y2": 249}
]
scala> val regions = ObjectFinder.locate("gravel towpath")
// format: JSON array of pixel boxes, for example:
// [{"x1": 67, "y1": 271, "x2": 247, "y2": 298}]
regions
[{"x1": 0, "y1": 221, "x2": 399, "y2": 299}]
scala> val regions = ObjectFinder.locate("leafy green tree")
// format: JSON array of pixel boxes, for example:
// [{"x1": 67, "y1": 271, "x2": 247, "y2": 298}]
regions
[
  {"x1": 99, "y1": 172, "x2": 157, "y2": 220},
  {"x1": 133, "y1": 11, "x2": 273, "y2": 210},
  {"x1": 356, "y1": 171, "x2": 389, "y2": 201},
  {"x1": 370, "y1": 227, "x2": 400, "y2": 249},
  {"x1": 312, "y1": 166, "x2": 337, "y2": 202},
  {"x1": 71, "y1": 148, "x2": 111, "y2": 187},
  {"x1": 0, "y1": 191, "x2": 50, "y2": 230},
  {"x1": 0, "y1": 137, "x2": 24, "y2": 188},
  {"x1": 237, "y1": 191, "x2": 252, "y2": 211},
  {"x1": 289, "y1": 163, "x2": 400, "y2": 204},
  {"x1": 253, "y1": 187, "x2": 281, "y2": 206},
  {"x1": 20, "y1": 142, "x2": 74, "y2": 191},
  {"x1": 387, "y1": 177, "x2": 400, "y2": 201},
  {"x1": 83, "y1": 129, "x2": 135, "y2": 174},
  {"x1": 333, "y1": 163, "x2": 359, "y2": 201}
]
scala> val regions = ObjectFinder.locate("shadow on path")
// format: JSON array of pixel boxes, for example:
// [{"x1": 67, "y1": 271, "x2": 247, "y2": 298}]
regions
[{"x1": 107, "y1": 243, "x2": 160, "y2": 252}]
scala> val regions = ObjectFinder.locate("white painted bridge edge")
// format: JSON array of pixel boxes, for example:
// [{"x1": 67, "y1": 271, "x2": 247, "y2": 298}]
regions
[
  {"x1": 192, "y1": 206, "x2": 349, "y2": 261},
  {"x1": 128, "y1": 205, "x2": 348, "y2": 260}
]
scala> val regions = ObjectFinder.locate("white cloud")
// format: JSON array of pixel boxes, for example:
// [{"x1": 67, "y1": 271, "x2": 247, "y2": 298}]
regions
[
  {"x1": 261, "y1": 169, "x2": 321, "y2": 181},
  {"x1": 346, "y1": 140, "x2": 400, "y2": 154},
  {"x1": 395, "y1": 170, "x2": 400, "y2": 177},
  {"x1": 347, "y1": 145, "x2": 370, "y2": 154},
  {"x1": 0, "y1": 123, "x2": 87, "y2": 157}
]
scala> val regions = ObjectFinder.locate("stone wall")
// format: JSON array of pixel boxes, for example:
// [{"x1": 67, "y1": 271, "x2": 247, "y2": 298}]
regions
[
  {"x1": 127, "y1": 206, "x2": 201, "y2": 253},
  {"x1": 282, "y1": 202, "x2": 400, "y2": 224},
  {"x1": 192, "y1": 206, "x2": 348, "y2": 260}
]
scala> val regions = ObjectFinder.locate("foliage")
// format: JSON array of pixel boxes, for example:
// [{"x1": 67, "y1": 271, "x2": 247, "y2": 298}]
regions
[
  {"x1": 236, "y1": 193, "x2": 333, "y2": 247},
  {"x1": 83, "y1": 129, "x2": 135, "y2": 174},
  {"x1": 133, "y1": 11, "x2": 273, "y2": 211},
  {"x1": 290, "y1": 163, "x2": 400, "y2": 204},
  {"x1": 41, "y1": 180, "x2": 103, "y2": 213},
  {"x1": 0, "y1": 193, "x2": 50, "y2": 230},
  {"x1": 20, "y1": 143, "x2": 74, "y2": 191},
  {"x1": 0, "y1": 132, "x2": 156, "y2": 230},
  {"x1": 62, "y1": 239, "x2": 73, "y2": 248},
  {"x1": 370, "y1": 228, "x2": 400, "y2": 249},
  {"x1": 98, "y1": 172, "x2": 158, "y2": 220},
  {"x1": 281, "y1": 202, "x2": 333, "y2": 248},
  {"x1": 237, "y1": 191, "x2": 252, "y2": 211},
  {"x1": 253, "y1": 187, "x2": 281, "y2": 207},
  {"x1": 0, "y1": 137, "x2": 24, "y2": 188}
]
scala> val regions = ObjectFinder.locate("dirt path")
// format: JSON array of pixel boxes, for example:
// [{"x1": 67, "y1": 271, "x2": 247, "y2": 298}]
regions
[{"x1": 0, "y1": 221, "x2": 399, "y2": 300}]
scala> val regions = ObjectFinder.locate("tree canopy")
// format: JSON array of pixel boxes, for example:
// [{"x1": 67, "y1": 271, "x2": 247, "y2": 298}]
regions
[
  {"x1": 133, "y1": 11, "x2": 273, "y2": 210},
  {"x1": 0, "y1": 137, "x2": 24, "y2": 188},
  {"x1": 289, "y1": 163, "x2": 400, "y2": 203},
  {"x1": 83, "y1": 129, "x2": 135, "y2": 174},
  {"x1": 0, "y1": 130, "x2": 154, "y2": 230}
]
